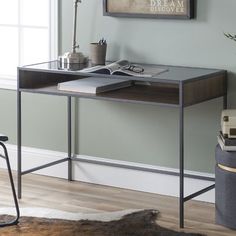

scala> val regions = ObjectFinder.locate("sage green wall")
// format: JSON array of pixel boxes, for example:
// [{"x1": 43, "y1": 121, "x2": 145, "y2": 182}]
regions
[
  {"x1": 0, "y1": 0, "x2": 235, "y2": 173},
  {"x1": 0, "y1": 90, "x2": 68, "y2": 151}
]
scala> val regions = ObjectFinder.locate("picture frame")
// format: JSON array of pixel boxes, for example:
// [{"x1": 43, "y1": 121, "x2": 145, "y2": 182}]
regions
[{"x1": 103, "y1": 0, "x2": 195, "y2": 20}]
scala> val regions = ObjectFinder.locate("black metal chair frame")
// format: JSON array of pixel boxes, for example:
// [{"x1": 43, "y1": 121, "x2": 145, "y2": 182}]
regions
[{"x1": 0, "y1": 141, "x2": 20, "y2": 227}]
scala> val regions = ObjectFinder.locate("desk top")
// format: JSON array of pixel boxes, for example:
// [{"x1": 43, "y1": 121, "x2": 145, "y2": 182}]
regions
[
  {"x1": 19, "y1": 60, "x2": 225, "y2": 84},
  {"x1": 18, "y1": 61, "x2": 227, "y2": 107}
]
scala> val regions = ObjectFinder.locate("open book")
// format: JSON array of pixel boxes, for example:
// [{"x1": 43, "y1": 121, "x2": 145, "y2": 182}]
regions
[{"x1": 80, "y1": 60, "x2": 168, "y2": 77}]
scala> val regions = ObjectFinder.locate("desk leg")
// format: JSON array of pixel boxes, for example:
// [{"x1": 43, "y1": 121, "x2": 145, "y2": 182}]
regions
[
  {"x1": 68, "y1": 96, "x2": 72, "y2": 181},
  {"x1": 17, "y1": 90, "x2": 22, "y2": 199},
  {"x1": 179, "y1": 84, "x2": 184, "y2": 228}
]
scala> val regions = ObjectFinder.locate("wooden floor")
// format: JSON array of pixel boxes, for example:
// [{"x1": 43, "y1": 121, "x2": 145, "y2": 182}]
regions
[{"x1": 0, "y1": 170, "x2": 235, "y2": 236}]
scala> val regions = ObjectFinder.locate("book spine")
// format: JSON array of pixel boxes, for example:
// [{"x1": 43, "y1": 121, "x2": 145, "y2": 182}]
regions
[
  {"x1": 219, "y1": 133, "x2": 236, "y2": 146},
  {"x1": 218, "y1": 136, "x2": 236, "y2": 151}
]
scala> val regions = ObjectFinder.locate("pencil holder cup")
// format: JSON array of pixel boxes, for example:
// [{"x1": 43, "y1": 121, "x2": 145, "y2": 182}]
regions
[{"x1": 90, "y1": 43, "x2": 107, "y2": 65}]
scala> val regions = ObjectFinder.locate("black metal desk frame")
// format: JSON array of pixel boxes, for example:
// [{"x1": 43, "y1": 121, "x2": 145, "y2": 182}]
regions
[{"x1": 17, "y1": 61, "x2": 227, "y2": 228}]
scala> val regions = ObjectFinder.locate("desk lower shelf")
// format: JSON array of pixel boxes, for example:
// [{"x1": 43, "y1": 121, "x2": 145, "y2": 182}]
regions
[{"x1": 20, "y1": 84, "x2": 180, "y2": 107}]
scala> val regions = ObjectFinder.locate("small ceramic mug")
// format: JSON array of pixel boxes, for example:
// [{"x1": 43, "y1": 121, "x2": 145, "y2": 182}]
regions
[{"x1": 90, "y1": 43, "x2": 107, "y2": 65}]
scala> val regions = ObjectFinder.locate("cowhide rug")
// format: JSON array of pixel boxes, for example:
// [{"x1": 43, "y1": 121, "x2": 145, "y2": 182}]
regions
[{"x1": 0, "y1": 208, "x2": 204, "y2": 236}]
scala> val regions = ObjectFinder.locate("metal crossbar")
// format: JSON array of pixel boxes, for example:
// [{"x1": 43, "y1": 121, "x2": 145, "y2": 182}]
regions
[
  {"x1": 184, "y1": 184, "x2": 215, "y2": 203},
  {"x1": 21, "y1": 158, "x2": 69, "y2": 175}
]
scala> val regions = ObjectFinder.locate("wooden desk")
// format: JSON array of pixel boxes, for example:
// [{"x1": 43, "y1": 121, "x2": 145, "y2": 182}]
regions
[{"x1": 17, "y1": 61, "x2": 227, "y2": 228}]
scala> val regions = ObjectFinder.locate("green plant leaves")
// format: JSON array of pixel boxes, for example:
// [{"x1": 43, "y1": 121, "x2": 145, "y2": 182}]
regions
[{"x1": 224, "y1": 33, "x2": 236, "y2": 42}]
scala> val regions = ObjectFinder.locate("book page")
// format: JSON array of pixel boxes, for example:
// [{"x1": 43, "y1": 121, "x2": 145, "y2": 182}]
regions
[
  {"x1": 105, "y1": 60, "x2": 130, "y2": 73},
  {"x1": 80, "y1": 60, "x2": 130, "y2": 74}
]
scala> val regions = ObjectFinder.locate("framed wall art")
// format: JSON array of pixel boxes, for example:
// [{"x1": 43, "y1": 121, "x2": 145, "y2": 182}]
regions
[{"x1": 103, "y1": 0, "x2": 195, "y2": 19}]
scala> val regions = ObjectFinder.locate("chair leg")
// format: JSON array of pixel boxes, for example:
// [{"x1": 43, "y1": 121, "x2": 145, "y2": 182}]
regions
[{"x1": 0, "y1": 142, "x2": 20, "y2": 227}]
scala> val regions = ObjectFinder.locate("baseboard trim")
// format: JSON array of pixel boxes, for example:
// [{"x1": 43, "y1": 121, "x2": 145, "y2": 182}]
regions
[
  {"x1": 1, "y1": 144, "x2": 215, "y2": 203},
  {"x1": 72, "y1": 156, "x2": 215, "y2": 182}
]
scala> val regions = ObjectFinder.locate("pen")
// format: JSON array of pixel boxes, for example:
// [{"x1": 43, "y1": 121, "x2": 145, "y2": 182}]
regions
[{"x1": 99, "y1": 38, "x2": 107, "y2": 45}]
